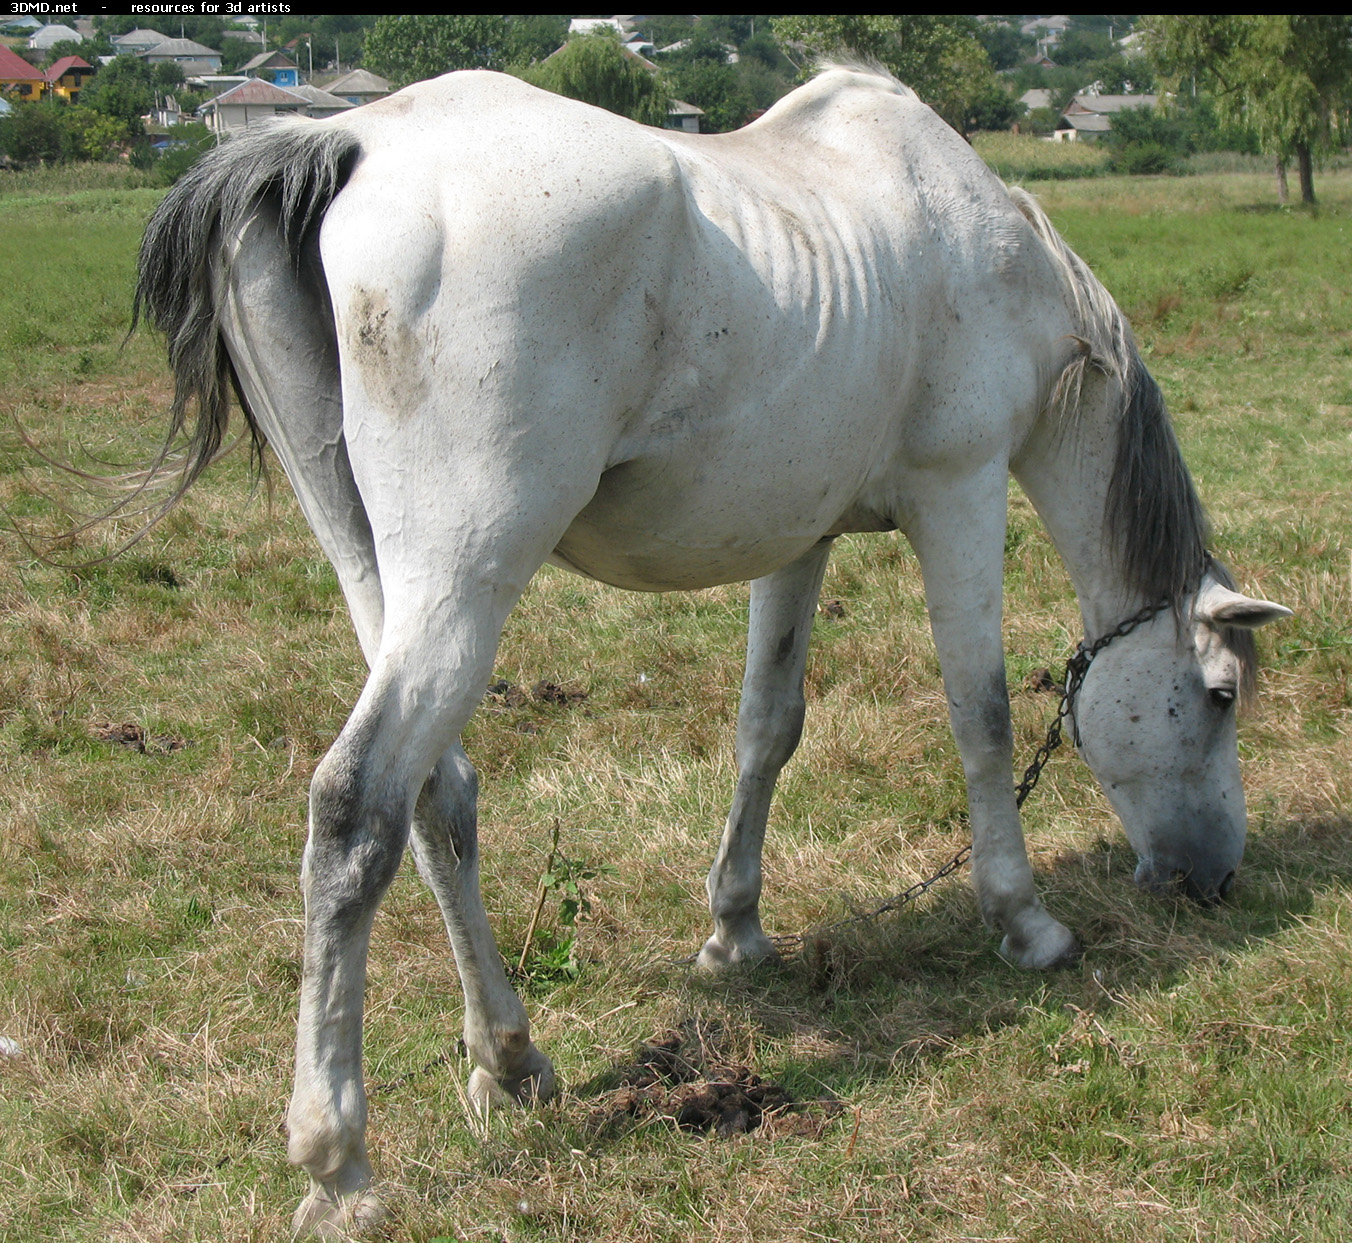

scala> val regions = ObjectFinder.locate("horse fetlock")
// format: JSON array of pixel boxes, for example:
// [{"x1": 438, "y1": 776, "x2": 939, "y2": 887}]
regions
[
  {"x1": 697, "y1": 921, "x2": 779, "y2": 971},
  {"x1": 286, "y1": 1103, "x2": 369, "y2": 1183},
  {"x1": 464, "y1": 1022, "x2": 533, "y2": 1074},
  {"x1": 998, "y1": 908, "x2": 1080, "y2": 970},
  {"x1": 467, "y1": 1045, "x2": 556, "y2": 1115}
]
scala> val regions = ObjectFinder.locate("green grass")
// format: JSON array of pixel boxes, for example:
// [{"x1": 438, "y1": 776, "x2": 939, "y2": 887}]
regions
[
  {"x1": 0, "y1": 166, "x2": 1350, "y2": 1242},
  {"x1": 974, "y1": 131, "x2": 1112, "y2": 181}
]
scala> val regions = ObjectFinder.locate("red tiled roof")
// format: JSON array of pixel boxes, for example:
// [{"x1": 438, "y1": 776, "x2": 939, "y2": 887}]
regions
[
  {"x1": 45, "y1": 55, "x2": 93, "y2": 82},
  {"x1": 0, "y1": 45, "x2": 44, "y2": 83}
]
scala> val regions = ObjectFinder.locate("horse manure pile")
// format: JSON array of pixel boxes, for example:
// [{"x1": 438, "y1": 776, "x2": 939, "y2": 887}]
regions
[
  {"x1": 586, "y1": 1024, "x2": 842, "y2": 1140},
  {"x1": 89, "y1": 720, "x2": 190, "y2": 754},
  {"x1": 484, "y1": 678, "x2": 589, "y2": 708}
]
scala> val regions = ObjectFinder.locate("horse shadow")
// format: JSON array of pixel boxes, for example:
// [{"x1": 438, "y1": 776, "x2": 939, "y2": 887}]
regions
[{"x1": 571, "y1": 806, "x2": 1352, "y2": 1131}]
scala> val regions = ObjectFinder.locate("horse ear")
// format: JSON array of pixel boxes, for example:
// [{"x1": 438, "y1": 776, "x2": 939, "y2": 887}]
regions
[{"x1": 1196, "y1": 582, "x2": 1293, "y2": 630}]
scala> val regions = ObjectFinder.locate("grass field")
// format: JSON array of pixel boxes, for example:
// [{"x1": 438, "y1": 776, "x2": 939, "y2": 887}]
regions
[{"x1": 1, "y1": 165, "x2": 1349, "y2": 1243}]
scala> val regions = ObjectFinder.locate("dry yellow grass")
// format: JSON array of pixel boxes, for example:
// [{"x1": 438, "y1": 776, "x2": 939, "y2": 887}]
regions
[{"x1": 1, "y1": 171, "x2": 1350, "y2": 1243}]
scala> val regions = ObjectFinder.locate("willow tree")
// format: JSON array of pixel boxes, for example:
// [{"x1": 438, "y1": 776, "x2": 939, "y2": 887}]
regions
[
  {"x1": 1143, "y1": 15, "x2": 1352, "y2": 204},
  {"x1": 518, "y1": 34, "x2": 669, "y2": 127}
]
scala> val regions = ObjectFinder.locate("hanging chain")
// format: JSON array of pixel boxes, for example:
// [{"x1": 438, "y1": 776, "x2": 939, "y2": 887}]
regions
[{"x1": 767, "y1": 598, "x2": 1172, "y2": 956}]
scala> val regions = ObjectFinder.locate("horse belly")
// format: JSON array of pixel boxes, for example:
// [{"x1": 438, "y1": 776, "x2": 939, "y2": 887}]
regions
[{"x1": 552, "y1": 402, "x2": 884, "y2": 591}]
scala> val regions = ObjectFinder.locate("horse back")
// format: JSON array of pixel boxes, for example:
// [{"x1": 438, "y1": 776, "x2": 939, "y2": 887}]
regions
[{"x1": 316, "y1": 70, "x2": 1075, "y2": 591}]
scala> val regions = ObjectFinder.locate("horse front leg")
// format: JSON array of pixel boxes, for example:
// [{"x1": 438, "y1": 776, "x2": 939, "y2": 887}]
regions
[
  {"x1": 410, "y1": 742, "x2": 555, "y2": 1110},
  {"x1": 903, "y1": 466, "x2": 1080, "y2": 969},
  {"x1": 699, "y1": 539, "x2": 833, "y2": 968}
]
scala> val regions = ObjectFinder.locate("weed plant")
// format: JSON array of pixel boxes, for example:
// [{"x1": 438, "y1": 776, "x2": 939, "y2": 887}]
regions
[{"x1": 0, "y1": 168, "x2": 1349, "y2": 1242}]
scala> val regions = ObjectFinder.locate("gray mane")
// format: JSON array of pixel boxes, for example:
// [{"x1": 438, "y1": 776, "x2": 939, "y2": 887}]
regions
[
  {"x1": 1008, "y1": 188, "x2": 1208, "y2": 612},
  {"x1": 1009, "y1": 189, "x2": 1257, "y2": 692}
]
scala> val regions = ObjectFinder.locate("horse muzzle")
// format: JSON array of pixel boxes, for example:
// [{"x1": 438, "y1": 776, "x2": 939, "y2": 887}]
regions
[{"x1": 1133, "y1": 853, "x2": 1238, "y2": 906}]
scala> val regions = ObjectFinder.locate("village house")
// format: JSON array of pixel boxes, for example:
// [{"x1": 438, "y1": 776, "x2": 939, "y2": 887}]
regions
[
  {"x1": 199, "y1": 77, "x2": 306, "y2": 133},
  {"x1": 44, "y1": 56, "x2": 95, "y2": 104},
  {"x1": 140, "y1": 38, "x2": 223, "y2": 77},
  {"x1": 0, "y1": 44, "x2": 45, "y2": 103},
  {"x1": 1054, "y1": 92, "x2": 1159, "y2": 142}
]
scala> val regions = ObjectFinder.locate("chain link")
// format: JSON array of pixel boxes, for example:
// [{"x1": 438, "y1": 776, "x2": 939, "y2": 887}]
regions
[{"x1": 766, "y1": 598, "x2": 1172, "y2": 957}]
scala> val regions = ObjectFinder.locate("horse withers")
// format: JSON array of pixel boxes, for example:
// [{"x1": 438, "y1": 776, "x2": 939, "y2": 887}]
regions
[{"x1": 134, "y1": 65, "x2": 1290, "y2": 1233}]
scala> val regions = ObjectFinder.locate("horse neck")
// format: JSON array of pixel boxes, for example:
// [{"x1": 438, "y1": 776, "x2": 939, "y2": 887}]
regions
[{"x1": 1014, "y1": 364, "x2": 1179, "y2": 641}]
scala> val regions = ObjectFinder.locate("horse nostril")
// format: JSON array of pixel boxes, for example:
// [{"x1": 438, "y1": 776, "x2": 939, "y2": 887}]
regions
[
  {"x1": 1182, "y1": 869, "x2": 1231, "y2": 908},
  {"x1": 1135, "y1": 860, "x2": 1189, "y2": 897},
  {"x1": 1138, "y1": 860, "x2": 1236, "y2": 906}
]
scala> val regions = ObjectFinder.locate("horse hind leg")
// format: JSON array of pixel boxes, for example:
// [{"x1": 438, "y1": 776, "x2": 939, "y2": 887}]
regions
[
  {"x1": 409, "y1": 743, "x2": 554, "y2": 1110},
  {"x1": 282, "y1": 621, "x2": 553, "y2": 1232},
  {"x1": 289, "y1": 654, "x2": 554, "y2": 1238},
  {"x1": 287, "y1": 612, "x2": 527, "y2": 1234},
  {"x1": 225, "y1": 193, "x2": 545, "y2": 1094},
  {"x1": 700, "y1": 539, "x2": 833, "y2": 968}
]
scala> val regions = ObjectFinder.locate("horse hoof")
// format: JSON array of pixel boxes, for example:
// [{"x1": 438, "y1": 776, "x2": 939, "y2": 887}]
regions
[
  {"x1": 999, "y1": 918, "x2": 1080, "y2": 970},
  {"x1": 468, "y1": 1048, "x2": 557, "y2": 1115},
  {"x1": 696, "y1": 933, "x2": 780, "y2": 971},
  {"x1": 292, "y1": 1185, "x2": 386, "y2": 1239}
]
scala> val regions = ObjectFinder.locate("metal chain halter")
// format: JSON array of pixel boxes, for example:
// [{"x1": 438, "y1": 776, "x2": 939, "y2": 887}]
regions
[{"x1": 767, "y1": 598, "x2": 1172, "y2": 956}]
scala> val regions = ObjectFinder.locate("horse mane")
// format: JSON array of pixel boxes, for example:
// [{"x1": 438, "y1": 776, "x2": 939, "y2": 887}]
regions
[
  {"x1": 1008, "y1": 188, "x2": 1257, "y2": 693},
  {"x1": 812, "y1": 58, "x2": 916, "y2": 99},
  {"x1": 1007, "y1": 189, "x2": 1209, "y2": 608}
]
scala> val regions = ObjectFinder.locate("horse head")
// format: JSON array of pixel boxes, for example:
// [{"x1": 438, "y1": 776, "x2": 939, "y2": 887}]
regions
[{"x1": 1072, "y1": 565, "x2": 1291, "y2": 904}]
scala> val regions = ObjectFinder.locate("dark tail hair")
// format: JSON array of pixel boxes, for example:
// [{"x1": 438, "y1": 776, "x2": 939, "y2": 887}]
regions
[{"x1": 133, "y1": 121, "x2": 361, "y2": 512}]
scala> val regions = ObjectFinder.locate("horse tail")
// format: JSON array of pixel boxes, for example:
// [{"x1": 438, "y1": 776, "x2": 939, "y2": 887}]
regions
[{"x1": 134, "y1": 122, "x2": 361, "y2": 511}]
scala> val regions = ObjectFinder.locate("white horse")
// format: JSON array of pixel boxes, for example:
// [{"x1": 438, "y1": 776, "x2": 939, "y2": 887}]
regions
[{"x1": 135, "y1": 66, "x2": 1289, "y2": 1233}]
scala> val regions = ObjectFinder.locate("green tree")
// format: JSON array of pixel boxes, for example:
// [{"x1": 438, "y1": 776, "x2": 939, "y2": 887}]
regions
[
  {"x1": 1143, "y1": 15, "x2": 1352, "y2": 203},
  {"x1": 0, "y1": 99, "x2": 126, "y2": 165},
  {"x1": 504, "y1": 15, "x2": 570, "y2": 66},
  {"x1": 218, "y1": 36, "x2": 258, "y2": 75},
  {"x1": 518, "y1": 34, "x2": 669, "y2": 126},
  {"x1": 638, "y1": 15, "x2": 697, "y2": 49},
  {"x1": 0, "y1": 102, "x2": 72, "y2": 165},
  {"x1": 771, "y1": 15, "x2": 1011, "y2": 135},
  {"x1": 151, "y1": 121, "x2": 215, "y2": 187},
  {"x1": 63, "y1": 108, "x2": 129, "y2": 161},
  {"x1": 92, "y1": 14, "x2": 138, "y2": 38},
  {"x1": 364, "y1": 14, "x2": 513, "y2": 87},
  {"x1": 1105, "y1": 104, "x2": 1187, "y2": 175},
  {"x1": 1053, "y1": 28, "x2": 1116, "y2": 67},
  {"x1": 80, "y1": 56, "x2": 155, "y2": 135},
  {"x1": 977, "y1": 21, "x2": 1034, "y2": 72},
  {"x1": 42, "y1": 37, "x2": 109, "y2": 68},
  {"x1": 152, "y1": 61, "x2": 186, "y2": 92},
  {"x1": 664, "y1": 56, "x2": 754, "y2": 133}
]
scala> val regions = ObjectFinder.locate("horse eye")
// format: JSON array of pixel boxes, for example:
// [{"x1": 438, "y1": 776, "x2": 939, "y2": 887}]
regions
[{"x1": 1209, "y1": 687, "x2": 1236, "y2": 710}]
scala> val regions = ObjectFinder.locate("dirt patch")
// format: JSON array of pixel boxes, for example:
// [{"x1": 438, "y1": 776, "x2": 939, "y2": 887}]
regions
[
  {"x1": 586, "y1": 1022, "x2": 842, "y2": 1140},
  {"x1": 1025, "y1": 667, "x2": 1058, "y2": 693},
  {"x1": 484, "y1": 678, "x2": 589, "y2": 708},
  {"x1": 89, "y1": 721, "x2": 189, "y2": 754},
  {"x1": 531, "y1": 679, "x2": 588, "y2": 706}
]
